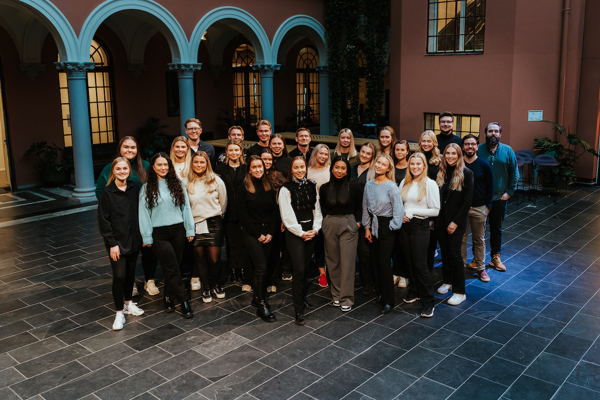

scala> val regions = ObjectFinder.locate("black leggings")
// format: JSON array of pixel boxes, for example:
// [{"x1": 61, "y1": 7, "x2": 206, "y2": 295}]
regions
[
  {"x1": 109, "y1": 250, "x2": 139, "y2": 310},
  {"x1": 286, "y1": 231, "x2": 314, "y2": 314},
  {"x1": 152, "y1": 224, "x2": 187, "y2": 303},
  {"x1": 141, "y1": 247, "x2": 157, "y2": 281},
  {"x1": 193, "y1": 246, "x2": 221, "y2": 290},
  {"x1": 438, "y1": 229, "x2": 466, "y2": 294},
  {"x1": 225, "y1": 220, "x2": 248, "y2": 271},
  {"x1": 368, "y1": 217, "x2": 396, "y2": 308},
  {"x1": 399, "y1": 218, "x2": 435, "y2": 308}
]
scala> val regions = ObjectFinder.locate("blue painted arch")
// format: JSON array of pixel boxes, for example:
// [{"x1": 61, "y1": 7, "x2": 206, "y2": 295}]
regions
[
  {"x1": 271, "y1": 15, "x2": 327, "y2": 66},
  {"x1": 190, "y1": 6, "x2": 271, "y2": 65},
  {"x1": 78, "y1": 0, "x2": 188, "y2": 63}
]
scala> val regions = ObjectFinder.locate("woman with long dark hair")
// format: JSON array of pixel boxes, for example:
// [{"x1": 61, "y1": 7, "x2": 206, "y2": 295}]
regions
[
  {"x1": 185, "y1": 151, "x2": 228, "y2": 303},
  {"x1": 280, "y1": 156, "x2": 323, "y2": 325},
  {"x1": 98, "y1": 157, "x2": 144, "y2": 330},
  {"x1": 320, "y1": 156, "x2": 362, "y2": 311},
  {"x1": 139, "y1": 152, "x2": 195, "y2": 318},
  {"x1": 435, "y1": 143, "x2": 473, "y2": 306},
  {"x1": 237, "y1": 156, "x2": 278, "y2": 322}
]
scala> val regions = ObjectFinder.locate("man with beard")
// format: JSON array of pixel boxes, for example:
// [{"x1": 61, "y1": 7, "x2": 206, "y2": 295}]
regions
[
  {"x1": 289, "y1": 127, "x2": 313, "y2": 160},
  {"x1": 247, "y1": 120, "x2": 272, "y2": 157},
  {"x1": 436, "y1": 111, "x2": 462, "y2": 153},
  {"x1": 477, "y1": 123, "x2": 518, "y2": 272},
  {"x1": 461, "y1": 134, "x2": 494, "y2": 282}
]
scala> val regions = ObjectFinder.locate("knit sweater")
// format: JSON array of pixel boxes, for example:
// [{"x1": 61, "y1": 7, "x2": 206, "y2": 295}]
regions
[
  {"x1": 477, "y1": 143, "x2": 519, "y2": 201},
  {"x1": 362, "y1": 179, "x2": 404, "y2": 237},
  {"x1": 400, "y1": 178, "x2": 441, "y2": 220},
  {"x1": 183, "y1": 175, "x2": 227, "y2": 223}
]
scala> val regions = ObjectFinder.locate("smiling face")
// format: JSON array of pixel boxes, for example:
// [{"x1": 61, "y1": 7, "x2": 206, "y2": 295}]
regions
[
  {"x1": 463, "y1": 138, "x2": 478, "y2": 157},
  {"x1": 486, "y1": 123, "x2": 502, "y2": 146},
  {"x1": 192, "y1": 155, "x2": 207, "y2": 176},
  {"x1": 249, "y1": 159, "x2": 264, "y2": 179},
  {"x1": 316, "y1": 147, "x2": 329, "y2": 166},
  {"x1": 445, "y1": 147, "x2": 459, "y2": 167},
  {"x1": 291, "y1": 159, "x2": 307, "y2": 180},
  {"x1": 229, "y1": 128, "x2": 244, "y2": 142},
  {"x1": 332, "y1": 160, "x2": 347, "y2": 180},
  {"x1": 153, "y1": 157, "x2": 169, "y2": 179},
  {"x1": 379, "y1": 130, "x2": 393, "y2": 148},
  {"x1": 420, "y1": 134, "x2": 434, "y2": 152},
  {"x1": 113, "y1": 161, "x2": 130, "y2": 182},
  {"x1": 185, "y1": 122, "x2": 202, "y2": 141},
  {"x1": 260, "y1": 152, "x2": 273, "y2": 170},
  {"x1": 256, "y1": 125, "x2": 271, "y2": 144},
  {"x1": 270, "y1": 138, "x2": 285, "y2": 156},
  {"x1": 409, "y1": 156, "x2": 425, "y2": 179},
  {"x1": 395, "y1": 143, "x2": 409, "y2": 162},
  {"x1": 296, "y1": 130, "x2": 311, "y2": 147},
  {"x1": 173, "y1": 141, "x2": 188, "y2": 161},
  {"x1": 439, "y1": 116, "x2": 454, "y2": 134},
  {"x1": 359, "y1": 146, "x2": 374, "y2": 165},
  {"x1": 226, "y1": 144, "x2": 242, "y2": 161},
  {"x1": 374, "y1": 156, "x2": 391, "y2": 176},
  {"x1": 120, "y1": 139, "x2": 137, "y2": 160},
  {"x1": 339, "y1": 132, "x2": 352, "y2": 149}
]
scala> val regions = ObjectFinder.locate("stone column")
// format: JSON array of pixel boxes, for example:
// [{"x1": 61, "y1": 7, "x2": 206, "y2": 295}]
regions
[
  {"x1": 55, "y1": 61, "x2": 96, "y2": 201},
  {"x1": 168, "y1": 63, "x2": 202, "y2": 134},
  {"x1": 316, "y1": 66, "x2": 331, "y2": 135},
  {"x1": 252, "y1": 64, "x2": 280, "y2": 125}
]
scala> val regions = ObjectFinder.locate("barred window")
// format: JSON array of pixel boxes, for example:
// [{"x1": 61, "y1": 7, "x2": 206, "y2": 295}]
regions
[
  {"x1": 427, "y1": 0, "x2": 485, "y2": 54},
  {"x1": 425, "y1": 113, "x2": 481, "y2": 138},
  {"x1": 232, "y1": 44, "x2": 261, "y2": 126},
  {"x1": 296, "y1": 47, "x2": 320, "y2": 126}
]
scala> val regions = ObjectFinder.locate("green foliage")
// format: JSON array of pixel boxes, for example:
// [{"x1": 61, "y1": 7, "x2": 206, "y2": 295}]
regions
[
  {"x1": 24, "y1": 141, "x2": 67, "y2": 172},
  {"x1": 534, "y1": 120, "x2": 600, "y2": 181},
  {"x1": 135, "y1": 117, "x2": 172, "y2": 160}
]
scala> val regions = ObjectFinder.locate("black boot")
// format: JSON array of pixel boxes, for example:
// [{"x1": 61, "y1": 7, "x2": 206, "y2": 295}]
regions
[
  {"x1": 163, "y1": 296, "x2": 175, "y2": 313},
  {"x1": 303, "y1": 299, "x2": 314, "y2": 310},
  {"x1": 256, "y1": 301, "x2": 276, "y2": 322},
  {"x1": 230, "y1": 269, "x2": 238, "y2": 282},
  {"x1": 295, "y1": 312, "x2": 305, "y2": 326},
  {"x1": 181, "y1": 301, "x2": 193, "y2": 318}
]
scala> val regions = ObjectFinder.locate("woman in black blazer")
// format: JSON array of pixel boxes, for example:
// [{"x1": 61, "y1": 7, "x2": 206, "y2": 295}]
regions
[{"x1": 435, "y1": 143, "x2": 474, "y2": 306}]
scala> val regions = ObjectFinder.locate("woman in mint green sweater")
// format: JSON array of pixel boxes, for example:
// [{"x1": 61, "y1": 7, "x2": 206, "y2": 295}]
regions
[{"x1": 139, "y1": 152, "x2": 195, "y2": 318}]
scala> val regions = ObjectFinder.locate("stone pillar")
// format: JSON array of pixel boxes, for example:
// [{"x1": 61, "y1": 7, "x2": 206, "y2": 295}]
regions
[
  {"x1": 253, "y1": 64, "x2": 280, "y2": 125},
  {"x1": 316, "y1": 66, "x2": 331, "y2": 135},
  {"x1": 168, "y1": 63, "x2": 202, "y2": 134},
  {"x1": 55, "y1": 61, "x2": 96, "y2": 201}
]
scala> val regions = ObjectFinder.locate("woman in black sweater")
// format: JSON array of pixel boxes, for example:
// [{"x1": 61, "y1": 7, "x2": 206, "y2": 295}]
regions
[
  {"x1": 269, "y1": 133, "x2": 292, "y2": 178},
  {"x1": 320, "y1": 157, "x2": 362, "y2": 311},
  {"x1": 435, "y1": 143, "x2": 474, "y2": 306},
  {"x1": 98, "y1": 157, "x2": 144, "y2": 330},
  {"x1": 237, "y1": 155, "x2": 278, "y2": 322}
]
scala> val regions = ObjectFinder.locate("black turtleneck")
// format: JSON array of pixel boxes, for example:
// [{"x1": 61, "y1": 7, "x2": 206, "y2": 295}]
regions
[
  {"x1": 237, "y1": 177, "x2": 277, "y2": 238},
  {"x1": 273, "y1": 154, "x2": 291, "y2": 178},
  {"x1": 441, "y1": 165, "x2": 456, "y2": 202},
  {"x1": 319, "y1": 177, "x2": 363, "y2": 223},
  {"x1": 437, "y1": 131, "x2": 462, "y2": 154},
  {"x1": 424, "y1": 150, "x2": 440, "y2": 180}
]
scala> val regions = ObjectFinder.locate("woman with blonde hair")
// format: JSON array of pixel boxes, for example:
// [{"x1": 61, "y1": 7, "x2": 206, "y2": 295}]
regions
[
  {"x1": 351, "y1": 142, "x2": 376, "y2": 184},
  {"x1": 398, "y1": 152, "x2": 440, "y2": 318},
  {"x1": 377, "y1": 126, "x2": 396, "y2": 157},
  {"x1": 435, "y1": 143, "x2": 473, "y2": 306},
  {"x1": 185, "y1": 151, "x2": 228, "y2": 302},
  {"x1": 308, "y1": 143, "x2": 331, "y2": 287},
  {"x1": 333, "y1": 128, "x2": 359, "y2": 167},
  {"x1": 170, "y1": 136, "x2": 191, "y2": 179},
  {"x1": 269, "y1": 133, "x2": 291, "y2": 178}
]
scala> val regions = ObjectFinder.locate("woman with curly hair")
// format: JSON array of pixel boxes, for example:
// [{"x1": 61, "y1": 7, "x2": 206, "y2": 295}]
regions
[{"x1": 139, "y1": 152, "x2": 195, "y2": 318}]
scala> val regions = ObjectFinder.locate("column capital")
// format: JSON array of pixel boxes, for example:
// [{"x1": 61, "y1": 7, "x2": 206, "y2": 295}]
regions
[
  {"x1": 316, "y1": 65, "x2": 328, "y2": 76},
  {"x1": 20, "y1": 63, "x2": 46, "y2": 80},
  {"x1": 168, "y1": 63, "x2": 202, "y2": 78},
  {"x1": 55, "y1": 62, "x2": 95, "y2": 78},
  {"x1": 252, "y1": 64, "x2": 281, "y2": 77}
]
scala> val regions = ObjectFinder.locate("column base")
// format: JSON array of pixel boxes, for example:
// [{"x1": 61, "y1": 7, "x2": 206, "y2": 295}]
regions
[{"x1": 69, "y1": 187, "x2": 97, "y2": 203}]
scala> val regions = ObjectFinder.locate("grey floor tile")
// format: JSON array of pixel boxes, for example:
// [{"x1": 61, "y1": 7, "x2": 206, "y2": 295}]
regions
[
  {"x1": 383, "y1": 322, "x2": 437, "y2": 351},
  {"x1": 419, "y1": 328, "x2": 470, "y2": 356},
  {"x1": 298, "y1": 345, "x2": 356, "y2": 376},
  {"x1": 114, "y1": 347, "x2": 173, "y2": 375},
  {"x1": 199, "y1": 362, "x2": 277, "y2": 400},
  {"x1": 157, "y1": 328, "x2": 214, "y2": 356},
  {"x1": 545, "y1": 333, "x2": 594, "y2": 361},
  {"x1": 124, "y1": 323, "x2": 185, "y2": 352},
  {"x1": 193, "y1": 331, "x2": 249, "y2": 359},
  {"x1": 150, "y1": 371, "x2": 211, "y2": 400},
  {"x1": 248, "y1": 321, "x2": 313, "y2": 353},
  {"x1": 193, "y1": 344, "x2": 266, "y2": 381},
  {"x1": 259, "y1": 333, "x2": 331, "y2": 371},
  {"x1": 200, "y1": 310, "x2": 256, "y2": 337},
  {"x1": 0, "y1": 367, "x2": 25, "y2": 389},
  {"x1": 357, "y1": 367, "x2": 415, "y2": 400},
  {"x1": 334, "y1": 323, "x2": 393, "y2": 355},
  {"x1": 522, "y1": 316, "x2": 566, "y2": 339},
  {"x1": 524, "y1": 352, "x2": 577, "y2": 385},
  {"x1": 562, "y1": 313, "x2": 600, "y2": 341},
  {"x1": 539, "y1": 300, "x2": 581, "y2": 323},
  {"x1": 396, "y1": 377, "x2": 454, "y2": 400},
  {"x1": 350, "y1": 341, "x2": 406, "y2": 374},
  {"x1": 251, "y1": 365, "x2": 320, "y2": 400},
  {"x1": 10, "y1": 360, "x2": 90, "y2": 399},
  {"x1": 390, "y1": 346, "x2": 446, "y2": 377},
  {"x1": 552, "y1": 382, "x2": 600, "y2": 400},
  {"x1": 150, "y1": 350, "x2": 209, "y2": 380},
  {"x1": 425, "y1": 354, "x2": 480, "y2": 389},
  {"x1": 96, "y1": 369, "x2": 166, "y2": 400},
  {"x1": 504, "y1": 375, "x2": 558, "y2": 400},
  {"x1": 313, "y1": 315, "x2": 364, "y2": 341},
  {"x1": 446, "y1": 375, "x2": 507, "y2": 400},
  {"x1": 302, "y1": 363, "x2": 372, "y2": 400},
  {"x1": 445, "y1": 314, "x2": 489, "y2": 336},
  {"x1": 453, "y1": 336, "x2": 502, "y2": 364},
  {"x1": 466, "y1": 300, "x2": 507, "y2": 321},
  {"x1": 476, "y1": 320, "x2": 522, "y2": 344},
  {"x1": 41, "y1": 365, "x2": 124, "y2": 400},
  {"x1": 56, "y1": 322, "x2": 107, "y2": 345},
  {"x1": 495, "y1": 305, "x2": 538, "y2": 328}
]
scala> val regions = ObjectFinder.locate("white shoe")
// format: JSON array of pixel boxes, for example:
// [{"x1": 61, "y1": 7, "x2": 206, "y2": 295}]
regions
[
  {"x1": 332, "y1": 300, "x2": 340, "y2": 307},
  {"x1": 123, "y1": 302, "x2": 144, "y2": 316},
  {"x1": 267, "y1": 286, "x2": 276, "y2": 293},
  {"x1": 112, "y1": 313, "x2": 126, "y2": 330},
  {"x1": 144, "y1": 280, "x2": 159, "y2": 296},
  {"x1": 191, "y1": 277, "x2": 201, "y2": 291},
  {"x1": 447, "y1": 293, "x2": 466, "y2": 306},
  {"x1": 341, "y1": 306, "x2": 352, "y2": 312},
  {"x1": 393, "y1": 275, "x2": 400, "y2": 285},
  {"x1": 132, "y1": 284, "x2": 139, "y2": 297},
  {"x1": 437, "y1": 284, "x2": 452, "y2": 294},
  {"x1": 397, "y1": 277, "x2": 407, "y2": 288},
  {"x1": 242, "y1": 284, "x2": 252, "y2": 292}
]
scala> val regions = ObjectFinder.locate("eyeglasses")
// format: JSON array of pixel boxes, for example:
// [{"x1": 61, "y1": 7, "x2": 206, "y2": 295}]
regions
[
  {"x1": 464, "y1": 143, "x2": 478, "y2": 147},
  {"x1": 187, "y1": 128, "x2": 201, "y2": 131}
]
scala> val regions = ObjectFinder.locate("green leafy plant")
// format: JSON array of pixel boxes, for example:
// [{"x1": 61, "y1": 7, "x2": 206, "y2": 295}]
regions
[
  {"x1": 135, "y1": 117, "x2": 172, "y2": 160},
  {"x1": 24, "y1": 141, "x2": 68, "y2": 172},
  {"x1": 534, "y1": 120, "x2": 600, "y2": 181}
]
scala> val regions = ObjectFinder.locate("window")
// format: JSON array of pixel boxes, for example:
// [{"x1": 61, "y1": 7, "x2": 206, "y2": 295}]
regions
[
  {"x1": 427, "y1": 0, "x2": 485, "y2": 53},
  {"x1": 232, "y1": 44, "x2": 261, "y2": 126},
  {"x1": 58, "y1": 39, "x2": 116, "y2": 147},
  {"x1": 425, "y1": 113, "x2": 481, "y2": 138},
  {"x1": 296, "y1": 47, "x2": 320, "y2": 126}
]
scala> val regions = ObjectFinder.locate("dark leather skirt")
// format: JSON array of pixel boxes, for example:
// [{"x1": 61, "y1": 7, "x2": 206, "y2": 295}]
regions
[{"x1": 193, "y1": 216, "x2": 225, "y2": 247}]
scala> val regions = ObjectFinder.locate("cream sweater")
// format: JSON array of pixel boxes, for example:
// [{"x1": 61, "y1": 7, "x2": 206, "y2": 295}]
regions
[
  {"x1": 399, "y1": 178, "x2": 440, "y2": 220},
  {"x1": 184, "y1": 176, "x2": 227, "y2": 223}
]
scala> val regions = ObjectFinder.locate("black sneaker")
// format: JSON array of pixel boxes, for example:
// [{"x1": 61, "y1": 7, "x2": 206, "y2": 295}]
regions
[
  {"x1": 212, "y1": 286, "x2": 225, "y2": 299},
  {"x1": 421, "y1": 305, "x2": 434, "y2": 318},
  {"x1": 403, "y1": 295, "x2": 420, "y2": 304},
  {"x1": 201, "y1": 290, "x2": 212, "y2": 303},
  {"x1": 282, "y1": 272, "x2": 292, "y2": 281}
]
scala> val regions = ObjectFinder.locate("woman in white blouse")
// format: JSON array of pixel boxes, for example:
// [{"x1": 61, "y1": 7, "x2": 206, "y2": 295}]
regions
[
  {"x1": 184, "y1": 151, "x2": 227, "y2": 303},
  {"x1": 398, "y1": 152, "x2": 440, "y2": 318}
]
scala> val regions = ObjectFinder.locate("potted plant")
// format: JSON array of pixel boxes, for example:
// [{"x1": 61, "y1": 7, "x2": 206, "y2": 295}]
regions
[
  {"x1": 24, "y1": 141, "x2": 69, "y2": 186},
  {"x1": 534, "y1": 121, "x2": 600, "y2": 190}
]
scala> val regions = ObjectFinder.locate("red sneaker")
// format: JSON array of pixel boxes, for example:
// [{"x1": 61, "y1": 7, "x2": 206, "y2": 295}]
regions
[{"x1": 319, "y1": 273, "x2": 328, "y2": 288}]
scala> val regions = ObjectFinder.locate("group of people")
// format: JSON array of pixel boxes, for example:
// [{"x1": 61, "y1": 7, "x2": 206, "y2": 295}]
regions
[{"x1": 98, "y1": 113, "x2": 518, "y2": 330}]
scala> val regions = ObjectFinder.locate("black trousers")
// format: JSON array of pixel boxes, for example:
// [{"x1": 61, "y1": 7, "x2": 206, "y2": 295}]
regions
[
  {"x1": 398, "y1": 218, "x2": 435, "y2": 308},
  {"x1": 267, "y1": 225, "x2": 282, "y2": 286},
  {"x1": 438, "y1": 228, "x2": 466, "y2": 294},
  {"x1": 357, "y1": 227, "x2": 374, "y2": 288},
  {"x1": 314, "y1": 231, "x2": 325, "y2": 269},
  {"x1": 427, "y1": 222, "x2": 438, "y2": 273},
  {"x1": 141, "y1": 247, "x2": 157, "y2": 281},
  {"x1": 242, "y1": 227, "x2": 272, "y2": 304},
  {"x1": 368, "y1": 216, "x2": 396, "y2": 308},
  {"x1": 286, "y1": 231, "x2": 314, "y2": 314},
  {"x1": 225, "y1": 220, "x2": 248, "y2": 271},
  {"x1": 152, "y1": 223, "x2": 187, "y2": 303},
  {"x1": 109, "y1": 250, "x2": 139, "y2": 310},
  {"x1": 180, "y1": 242, "x2": 194, "y2": 278},
  {"x1": 488, "y1": 199, "x2": 507, "y2": 255},
  {"x1": 392, "y1": 233, "x2": 408, "y2": 278}
]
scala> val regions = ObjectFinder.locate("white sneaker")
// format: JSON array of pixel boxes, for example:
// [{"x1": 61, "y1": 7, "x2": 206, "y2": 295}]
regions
[
  {"x1": 437, "y1": 284, "x2": 452, "y2": 294},
  {"x1": 112, "y1": 313, "x2": 126, "y2": 330},
  {"x1": 191, "y1": 277, "x2": 201, "y2": 291},
  {"x1": 144, "y1": 280, "x2": 159, "y2": 296},
  {"x1": 123, "y1": 302, "x2": 144, "y2": 316},
  {"x1": 267, "y1": 286, "x2": 276, "y2": 293},
  {"x1": 397, "y1": 277, "x2": 407, "y2": 288},
  {"x1": 242, "y1": 284, "x2": 252, "y2": 292},
  {"x1": 132, "y1": 284, "x2": 139, "y2": 297},
  {"x1": 332, "y1": 300, "x2": 340, "y2": 307},
  {"x1": 341, "y1": 306, "x2": 352, "y2": 312},
  {"x1": 447, "y1": 293, "x2": 466, "y2": 306}
]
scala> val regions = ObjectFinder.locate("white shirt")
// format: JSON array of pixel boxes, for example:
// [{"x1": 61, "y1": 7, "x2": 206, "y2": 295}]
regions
[
  {"x1": 400, "y1": 178, "x2": 440, "y2": 220},
  {"x1": 278, "y1": 186, "x2": 323, "y2": 238}
]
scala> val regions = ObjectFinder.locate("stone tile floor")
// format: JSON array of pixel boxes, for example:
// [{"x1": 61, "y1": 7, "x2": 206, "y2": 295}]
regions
[{"x1": 0, "y1": 185, "x2": 600, "y2": 399}]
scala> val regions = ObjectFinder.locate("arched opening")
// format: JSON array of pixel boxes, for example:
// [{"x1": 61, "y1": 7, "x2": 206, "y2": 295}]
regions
[
  {"x1": 0, "y1": 58, "x2": 10, "y2": 190},
  {"x1": 232, "y1": 43, "x2": 261, "y2": 127},
  {"x1": 296, "y1": 47, "x2": 319, "y2": 127}
]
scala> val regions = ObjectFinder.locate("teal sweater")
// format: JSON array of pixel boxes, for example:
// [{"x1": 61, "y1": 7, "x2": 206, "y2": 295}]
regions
[
  {"x1": 95, "y1": 159, "x2": 150, "y2": 199},
  {"x1": 138, "y1": 180, "x2": 195, "y2": 245},
  {"x1": 477, "y1": 143, "x2": 519, "y2": 201}
]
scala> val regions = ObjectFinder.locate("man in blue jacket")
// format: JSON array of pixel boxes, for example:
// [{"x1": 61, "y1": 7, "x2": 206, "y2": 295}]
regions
[{"x1": 477, "y1": 122, "x2": 518, "y2": 272}]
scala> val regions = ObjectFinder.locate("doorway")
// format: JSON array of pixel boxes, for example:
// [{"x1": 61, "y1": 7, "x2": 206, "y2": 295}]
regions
[{"x1": 0, "y1": 60, "x2": 11, "y2": 191}]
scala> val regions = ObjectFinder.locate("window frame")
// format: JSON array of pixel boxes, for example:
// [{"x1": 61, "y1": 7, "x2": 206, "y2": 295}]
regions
[
  {"x1": 424, "y1": 112, "x2": 481, "y2": 138},
  {"x1": 296, "y1": 46, "x2": 320, "y2": 127},
  {"x1": 426, "y1": 0, "x2": 486, "y2": 55},
  {"x1": 232, "y1": 44, "x2": 261, "y2": 126}
]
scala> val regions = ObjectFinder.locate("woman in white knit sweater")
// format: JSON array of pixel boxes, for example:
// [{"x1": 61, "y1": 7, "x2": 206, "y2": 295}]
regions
[
  {"x1": 184, "y1": 151, "x2": 227, "y2": 303},
  {"x1": 398, "y1": 152, "x2": 440, "y2": 318}
]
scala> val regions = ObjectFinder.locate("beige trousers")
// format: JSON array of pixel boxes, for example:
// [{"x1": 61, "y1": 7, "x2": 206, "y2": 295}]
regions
[{"x1": 461, "y1": 205, "x2": 489, "y2": 270}]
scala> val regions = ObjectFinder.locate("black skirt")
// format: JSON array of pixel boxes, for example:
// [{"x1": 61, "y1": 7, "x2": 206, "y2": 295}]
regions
[{"x1": 193, "y1": 216, "x2": 225, "y2": 247}]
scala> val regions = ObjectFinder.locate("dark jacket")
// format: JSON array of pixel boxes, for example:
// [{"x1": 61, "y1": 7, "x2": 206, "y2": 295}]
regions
[
  {"x1": 97, "y1": 180, "x2": 142, "y2": 254},
  {"x1": 214, "y1": 163, "x2": 245, "y2": 221},
  {"x1": 437, "y1": 167, "x2": 474, "y2": 235},
  {"x1": 237, "y1": 178, "x2": 278, "y2": 239}
]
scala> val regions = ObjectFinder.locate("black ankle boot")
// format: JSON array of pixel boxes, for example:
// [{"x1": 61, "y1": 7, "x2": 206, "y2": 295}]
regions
[
  {"x1": 163, "y1": 296, "x2": 175, "y2": 313},
  {"x1": 180, "y1": 301, "x2": 193, "y2": 318},
  {"x1": 303, "y1": 299, "x2": 314, "y2": 310},
  {"x1": 230, "y1": 269, "x2": 238, "y2": 282},
  {"x1": 256, "y1": 301, "x2": 276, "y2": 323},
  {"x1": 295, "y1": 312, "x2": 305, "y2": 326}
]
